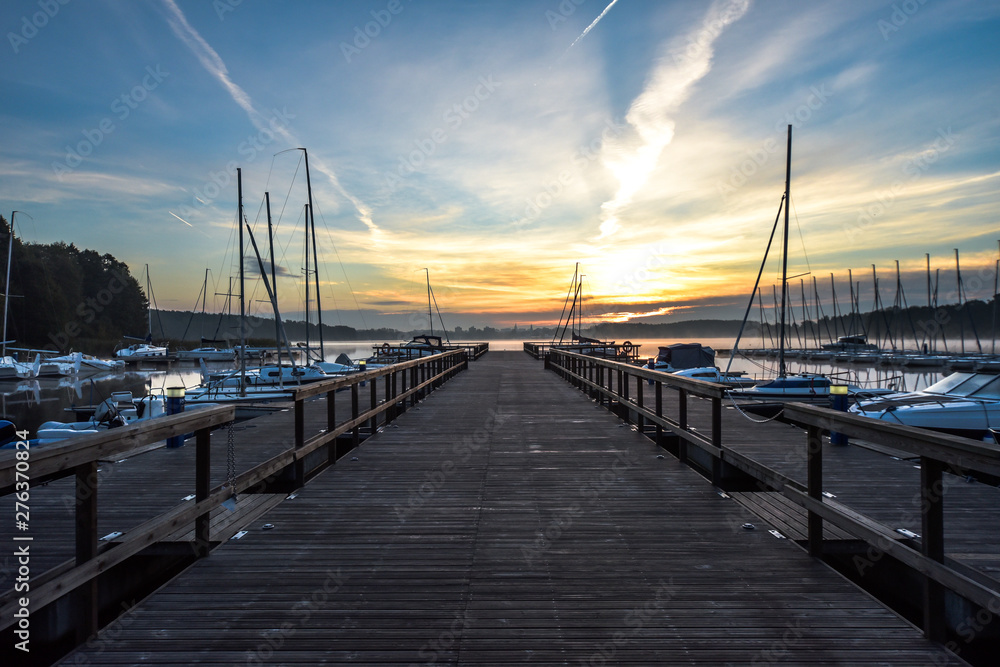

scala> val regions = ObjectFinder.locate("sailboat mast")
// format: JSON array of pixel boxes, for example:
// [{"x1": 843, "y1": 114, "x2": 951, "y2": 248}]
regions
[
  {"x1": 301, "y1": 148, "x2": 325, "y2": 361},
  {"x1": 2, "y1": 213, "x2": 15, "y2": 357},
  {"x1": 304, "y1": 203, "x2": 311, "y2": 357},
  {"x1": 425, "y1": 268, "x2": 433, "y2": 337},
  {"x1": 145, "y1": 263, "x2": 152, "y2": 337},
  {"x1": 202, "y1": 268, "x2": 208, "y2": 317},
  {"x1": 238, "y1": 167, "x2": 246, "y2": 396},
  {"x1": 994, "y1": 242, "x2": 999, "y2": 355},
  {"x1": 266, "y1": 192, "x2": 281, "y2": 370},
  {"x1": 955, "y1": 248, "x2": 965, "y2": 354},
  {"x1": 778, "y1": 124, "x2": 791, "y2": 377}
]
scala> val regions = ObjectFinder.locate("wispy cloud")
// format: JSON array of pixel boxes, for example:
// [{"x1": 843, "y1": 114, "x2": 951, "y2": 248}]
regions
[
  {"x1": 597, "y1": 0, "x2": 752, "y2": 238},
  {"x1": 159, "y1": 0, "x2": 378, "y2": 237}
]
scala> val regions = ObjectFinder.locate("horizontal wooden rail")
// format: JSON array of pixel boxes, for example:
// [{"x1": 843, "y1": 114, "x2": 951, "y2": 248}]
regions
[
  {"x1": 782, "y1": 403, "x2": 1000, "y2": 477},
  {"x1": 0, "y1": 405, "x2": 235, "y2": 490}
]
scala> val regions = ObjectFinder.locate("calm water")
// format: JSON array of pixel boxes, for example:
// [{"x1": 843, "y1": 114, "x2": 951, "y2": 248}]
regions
[{"x1": 1, "y1": 339, "x2": 951, "y2": 436}]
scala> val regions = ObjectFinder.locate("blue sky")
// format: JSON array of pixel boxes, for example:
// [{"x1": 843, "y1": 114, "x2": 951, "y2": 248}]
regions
[{"x1": 2, "y1": 0, "x2": 999, "y2": 330}]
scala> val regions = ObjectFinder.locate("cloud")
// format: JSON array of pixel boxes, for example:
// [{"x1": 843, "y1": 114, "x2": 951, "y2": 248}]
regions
[
  {"x1": 244, "y1": 259, "x2": 294, "y2": 279},
  {"x1": 159, "y1": 0, "x2": 378, "y2": 237},
  {"x1": 597, "y1": 0, "x2": 752, "y2": 238}
]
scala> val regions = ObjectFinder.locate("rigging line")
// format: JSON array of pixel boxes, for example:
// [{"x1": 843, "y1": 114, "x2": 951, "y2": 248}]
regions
[
  {"x1": 553, "y1": 264, "x2": 579, "y2": 344},
  {"x1": 273, "y1": 153, "x2": 303, "y2": 239},
  {"x1": 726, "y1": 195, "x2": 784, "y2": 374},
  {"x1": 789, "y1": 192, "x2": 812, "y2": 277},
  {"x1": 312, "y1": 200, "x2": 369, "y2": 330},
  {"x1": 275, "y1": 204, "x2": 305, "y2": 281},
  {"x1": 244, "y1": 205, "x2": 267, "y2": 316}
]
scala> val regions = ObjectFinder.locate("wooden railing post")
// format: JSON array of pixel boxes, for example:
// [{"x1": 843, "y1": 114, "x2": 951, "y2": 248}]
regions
[
  {"x1": 293, "y1": 396, "x2": 306, "y2": 487},
  {"x1": 807, "y1": 425, "x2": 824, "y2": 557},
  {"x1": 327, "y1": 388, "x2": 338, "y2": 464},
  {"x1": 655, "y1": 381, "x2": 663, "y2": 449},
  {"x1": 74, "y1": 461, "x2": 99, "y2": 641},
  {"x1": 351, "y1": 381, "x2": 361, "y2": 449},
  {"x1": 597, "y1": 365, "x2": 604, "y2": 406},
  {"x1": 678, "y1": 388, "x2": 688, "y2": 463},
  {"x1": 195, "y1": 426, "x2": 212, "y2": 556},
  {"x1": 921, "y1": 456, "x2": 946, "y2": 641},
  {"x1": 711, "y1": 396, "x2": 722, "y2": 486},
  {"x1": 369, "y1": 374, "x2": 378, "y2": 433},
  {"x1": 410, "y1": 365, "x2": 418, "y2": 406},
  {"x1": 387, "y1": 370, "x2": 396, "y2": 424},
  {"x1": 635, "y1": 374, "x2": 644, "y2": 433}
]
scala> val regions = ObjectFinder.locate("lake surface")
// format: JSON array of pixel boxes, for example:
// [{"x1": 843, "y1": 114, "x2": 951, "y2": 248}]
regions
[{"x1": 0, "y1": 339, "x2": 954, "y2": 437}]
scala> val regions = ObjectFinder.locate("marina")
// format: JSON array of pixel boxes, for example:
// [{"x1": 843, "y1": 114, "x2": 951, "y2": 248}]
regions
[
  {"x1": 2, "y1": 349, "x2": 997, "y2": 665},
  {"x1": 3, "y1": 3, "x2": 1000, "y2": 665}
]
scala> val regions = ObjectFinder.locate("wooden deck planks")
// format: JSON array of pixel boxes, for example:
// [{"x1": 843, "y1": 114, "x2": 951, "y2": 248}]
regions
[{"x1": 60, "y1": 351, "x2": 961, "y2": 665}]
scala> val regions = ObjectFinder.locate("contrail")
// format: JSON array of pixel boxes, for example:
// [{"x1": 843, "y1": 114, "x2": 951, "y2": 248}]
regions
[
  {"x1": 169, "y1": 210, "x2": 193, "y2": 227},
  {"x1": 169, "y1": 210, "x2": 210, "y2": 236},
  {"x1": 159, "y1": 0, "x2": 378, "y2": 235},
  {"x1": 565, "y1": 0, "x2": 619, "y2": 53}
]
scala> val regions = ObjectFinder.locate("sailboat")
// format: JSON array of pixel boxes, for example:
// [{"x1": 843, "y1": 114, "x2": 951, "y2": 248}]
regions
[
  {"x1": 727, "y1": 127, "x2": 880, "y2": 405},
  {"x1": 369, "y1": 269, "x2": 450, "y2": 365},
  {"x1": 1, "y1": 213, "x2": 37, "y2": 380},
  {"x1": 184, "y1": 168, "x2": 333, "y2": 411},
  {"x1": 176, "y1": 269, "x2": 237, "y2": 361},
  {"x1": 115, "y1": 264, "x2": 168, "y2": 360}
]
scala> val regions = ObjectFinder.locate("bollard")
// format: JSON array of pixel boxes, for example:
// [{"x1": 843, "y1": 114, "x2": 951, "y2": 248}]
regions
[
  {"x1": 830, "y1": 384, "x2": 849, "y2": 445},
  {"x1": 166, "y1": 386, "x2": 186, "y2": 448}
]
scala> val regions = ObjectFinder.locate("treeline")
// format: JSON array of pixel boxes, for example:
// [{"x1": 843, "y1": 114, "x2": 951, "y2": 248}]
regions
[
  {"x1": 1, "y1": 216, "x2": 147, "y2": 354},
  {"x1": 151, "y1": 309, "x2": 403, "y2": 343}
]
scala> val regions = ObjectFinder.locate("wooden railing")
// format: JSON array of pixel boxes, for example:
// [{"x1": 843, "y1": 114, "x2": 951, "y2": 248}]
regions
[
  {"x1": 546, "y1": 348, "x2": 729, "y2": 484},
  {"x1": 782, "y1": 402, "x2": 1000, "y2": 642},
  {"x1": 546, "y1": 349, "x2": 1000, "y2": 642},
  {"x1": 0, "y1": 349, "x2": 468, "y2": 647},
  {"x1": 0, "y1": 405, "x2": 235, "y2": 641}
]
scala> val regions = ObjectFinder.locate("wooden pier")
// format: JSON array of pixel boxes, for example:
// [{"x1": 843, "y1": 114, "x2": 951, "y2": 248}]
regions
[{"x1": 3, "y1": 351, "x2": 982, "y2": 664}]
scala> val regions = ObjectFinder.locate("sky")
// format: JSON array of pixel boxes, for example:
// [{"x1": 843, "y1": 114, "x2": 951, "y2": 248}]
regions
[{"x1": 2, "y1": 0, "x2": 999, "y2": 332}]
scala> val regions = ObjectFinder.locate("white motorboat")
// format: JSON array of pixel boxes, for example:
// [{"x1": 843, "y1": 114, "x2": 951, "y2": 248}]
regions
[
  {"x1": 727, "y1": 374, "x2": 886, "y2": 403},
  {"x1": 115, "y1": 343, "x2": 168, "y2": 359},
  {"x1": 650, "y1": 343, "x2": 716, "y2": 373},
  {"x1": 35, "y1": 390, "x2": 200, "y2": 443},
  {"x1": 671, "y1": 366, "x2": 757, "y2": 389},
  {"x1": 202, "y1": 363, "x2": 330, "y2": 388},
  {"x1": 312, "y1": 353, "x2": 361, "y2": 375},
  {"x1": 850, "y1": 371, "x2": 1000, "y2": 440}
]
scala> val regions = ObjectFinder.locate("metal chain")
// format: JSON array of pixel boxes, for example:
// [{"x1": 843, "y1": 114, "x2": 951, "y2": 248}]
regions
[{"x1": 727, "y1": 393, "x2": 785, "y2": 424}]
